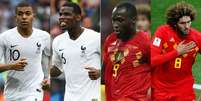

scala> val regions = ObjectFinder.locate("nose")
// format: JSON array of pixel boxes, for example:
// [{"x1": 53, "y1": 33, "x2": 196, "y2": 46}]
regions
[
  {"x1": 184, "y1": 23, "x2": 191, "y2": 29},
  {"x1": 60, "y1": 14, "x2": 65, "y2": 19},
  {"x1": 113, "y1": 22, "x2": 119, "y2": 28},
  {"x1": 22, "y1": 14, "x2": 27, "y2": 19}
]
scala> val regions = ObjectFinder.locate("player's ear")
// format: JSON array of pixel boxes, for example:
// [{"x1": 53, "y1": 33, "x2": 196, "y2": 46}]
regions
[
  {"x1": 132, "y1": 16, "x2": 136, "y2": 24},
  {"x1": 76, "y1": 15, "x2": 82, "y2": 21}
]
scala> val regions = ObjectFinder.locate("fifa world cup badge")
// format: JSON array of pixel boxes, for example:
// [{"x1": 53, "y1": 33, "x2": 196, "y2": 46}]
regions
[
  {"x1": 80, "y1": 45, "x2": 86, "y2": 57},
  {"x1": 36, "y1": 42, "x2": 41, "y2": 54}
]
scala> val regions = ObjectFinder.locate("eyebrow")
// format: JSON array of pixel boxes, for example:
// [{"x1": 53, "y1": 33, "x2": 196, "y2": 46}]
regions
[{"x1": 179, "y1": 20, "x2": 191, "y2": 23}]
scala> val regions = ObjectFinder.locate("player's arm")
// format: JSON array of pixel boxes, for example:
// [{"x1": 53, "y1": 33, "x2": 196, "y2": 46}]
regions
[
  {"x1": 41, "y1": 36, "x2": 51, "y2": 91},
  {"x1": 0, "y1": 58, "x2": 27, "y2": 72},
  {"x1": 42, "y1": 52, "x2": 50, "y2": 79},
  {"x1": 51, "y1": 39, "x2": 63, "y2": 77},
  {"x1": 42, "y1": 35, "x2": 51, "y2": 79},
  {"x1": 85, "y1": 36, "x2": 101, "y2": 80}
]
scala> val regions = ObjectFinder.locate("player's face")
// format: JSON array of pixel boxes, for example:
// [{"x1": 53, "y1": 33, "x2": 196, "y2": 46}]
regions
[
  {"x1": 136, "y1": 15, "x2": 150, "y2": 32},
  {"x1": 16, "y1": 7, "x2": 34, "y2": 29},
  {"x1": 176, "y1": 16, "x2": 191, "y2": 36},
  {"x1": 59, "y1": 6, "x2": 76, "y2": 30},
  {"x1": 112, "y1": 7, "x2": 135, "y2": 40}
]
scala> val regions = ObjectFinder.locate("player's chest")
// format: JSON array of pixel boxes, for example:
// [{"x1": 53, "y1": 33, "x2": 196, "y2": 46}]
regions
[
  {"x1": 107, "y1": 40, "x2": 144, "y2": 64},
  {"x1": 57, "y1": 41, "x2": 97, "y2": 60},
  {"x1": 162, "y1": 36, "x2": 199, "y2": 58},
  {"x1": 6, "y1": 38, "x2": 45, "y2": 57}
]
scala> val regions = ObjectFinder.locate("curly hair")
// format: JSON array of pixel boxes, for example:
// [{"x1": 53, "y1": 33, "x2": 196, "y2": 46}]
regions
[{"x1": 166, "y1": 2, "x2": 196, "y2": 26}]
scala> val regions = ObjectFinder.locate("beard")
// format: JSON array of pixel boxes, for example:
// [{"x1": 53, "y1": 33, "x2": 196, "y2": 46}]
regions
[
  {"x1": 116, "y1": 29, "x2": 135, "y2": 41},
  {"x1": 176, "y1": 26, "x2": 189, "y2": 36}
]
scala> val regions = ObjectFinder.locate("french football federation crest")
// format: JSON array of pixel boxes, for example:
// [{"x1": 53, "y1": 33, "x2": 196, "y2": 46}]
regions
[
  {"x1": 80, "y1": 45, "x2": 86, "y2": 57},
  {"x1": 36, "y1": 42, "x2": 41, "y2": 54}
]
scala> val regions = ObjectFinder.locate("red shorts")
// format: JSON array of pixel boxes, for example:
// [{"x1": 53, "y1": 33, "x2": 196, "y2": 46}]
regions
[{"x1": 152, "y1": 88, "x2": 195, "y2": 101}]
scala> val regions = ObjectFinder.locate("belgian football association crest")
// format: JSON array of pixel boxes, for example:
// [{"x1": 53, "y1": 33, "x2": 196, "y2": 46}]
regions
[{"x1": 115, "y1": 51, "x2": 124, "y2": 62}]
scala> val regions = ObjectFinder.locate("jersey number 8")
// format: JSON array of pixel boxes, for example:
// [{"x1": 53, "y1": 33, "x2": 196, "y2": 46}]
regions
[{"x1": 174, "y1": 58, "x2": 182, "y2": 68}]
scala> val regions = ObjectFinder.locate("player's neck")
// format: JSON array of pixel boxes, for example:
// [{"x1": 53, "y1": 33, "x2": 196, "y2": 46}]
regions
[
  {"x1": 68, "y1": 26, "x2": 84, "y2": 40},
  {"x1": 17, "y1": 27, "x2": 33, "y2": 38},
  {"x1": 119, "y1": 30, "x2": 135, "y2": 42}
]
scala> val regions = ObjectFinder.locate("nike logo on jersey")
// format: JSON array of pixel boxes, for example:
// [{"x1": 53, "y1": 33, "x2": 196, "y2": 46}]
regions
[
  {"x1": 10, "y1": 45, "x2": 18, "y2": 48},
  {"x1": 59, "y1": 49, "x2": 64, "y2": 51}
]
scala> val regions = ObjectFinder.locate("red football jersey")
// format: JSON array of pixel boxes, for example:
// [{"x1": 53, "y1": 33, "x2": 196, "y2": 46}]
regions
[
  {"x1": 151, "y1": 25, "x2": 201, "y2": 98},
  {"x1": 103, "y1": 32, "x2": 151, "y2": 101}
]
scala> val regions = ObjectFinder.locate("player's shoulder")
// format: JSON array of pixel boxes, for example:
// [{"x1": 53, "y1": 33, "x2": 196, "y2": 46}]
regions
[
  {"x1": 190, "y1": 28, "x2": 201, "y2": 36},
  {"x1": 105, "y1": 32, "x2": 117, "y2": 43},
  {"x1": 154, "y1": 24, "x2": 172, "y2": 38},
  {"x1": 33, "y1": 28, "x2": 50, "y2": 38},
  {"x1": 52, "y1": 32, "x2": 67, "y2": 46},
  {"x1": 136, "y1": 31, "x2": 150, "y2": 42},
  {"x1": 156, "y1": 24, "x2": 171, "y2": 31},
  {"x1": 0, "y1": 27, "x2": 17, "y2": 38},
  {"x1": 83, "y1": 28, "x2": 100, "y2": 39}
]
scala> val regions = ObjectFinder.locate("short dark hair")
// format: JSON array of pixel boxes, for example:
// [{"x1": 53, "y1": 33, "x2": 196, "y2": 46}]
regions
[
  {"x1": 15, "y1": 2, "x2": 33, "y2": 14},
  {"x1": 166, "y1": 2, "x2": 196, "y2": 26},
  {"x1": 116, "y1": 2, "x2": 137, "y2": 18},
  {"x1": 62, "y1": 2, "x2": 82, "y2": 15}
]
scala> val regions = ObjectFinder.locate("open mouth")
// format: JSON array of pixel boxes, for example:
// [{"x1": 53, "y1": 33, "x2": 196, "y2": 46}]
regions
[
  {"x1": 113, "y1": 28, "x2": 120, "y2": 34},
  {"x1": 60, "y1": 22, "x2": 67, "y2": 27}
]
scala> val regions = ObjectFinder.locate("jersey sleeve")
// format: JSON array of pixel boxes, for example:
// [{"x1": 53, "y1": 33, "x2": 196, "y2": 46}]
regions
[
  {"x1": 151, "y1": 26, "x2": 179, "y2": 67},
  {"x1": 43, "y1": 33, "x2": 51, "y2": 57},
  {"x1": 103, "y1": 35, "x2": 111, "y2": 65},
  {"x1": 86, "y1": 34, "x2": 101, "y2": 70},
  {"x1": 96, "y1": 34, "x2": 101, "y2": 69},
  {"x1": 196, "y1": 33, "x2": 201, "y2": 54},
  {"x1": 0, "y1": 34, "x2": 5, "y2": 62},
  {"x1": 52, "y1": 39, "x2": 63, "y2": 72}
]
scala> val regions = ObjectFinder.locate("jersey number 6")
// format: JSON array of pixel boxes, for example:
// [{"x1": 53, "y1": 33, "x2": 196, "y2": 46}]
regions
[{"x1": 61, "y1": 53, "x2": 66, "y2": 64}]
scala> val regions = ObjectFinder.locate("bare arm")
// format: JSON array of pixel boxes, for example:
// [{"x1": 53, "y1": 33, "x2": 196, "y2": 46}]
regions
[{"x1": 0, "y1": 58, "x2": 27, "y2": 73}]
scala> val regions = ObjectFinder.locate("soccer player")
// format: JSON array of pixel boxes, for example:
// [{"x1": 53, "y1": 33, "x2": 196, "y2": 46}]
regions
[
  {"x1": 0, "y1": 2, "x2": 51, "y2": 101},
  {"x1": 103, "y1": 2, "x2": 151, "y2": 101},
  {"x1": 50, "y1": 2, "x2": 101, "y2": 101},
  {"x1": 151, "y1": 2, "x2": 201, "y2": 100}
]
